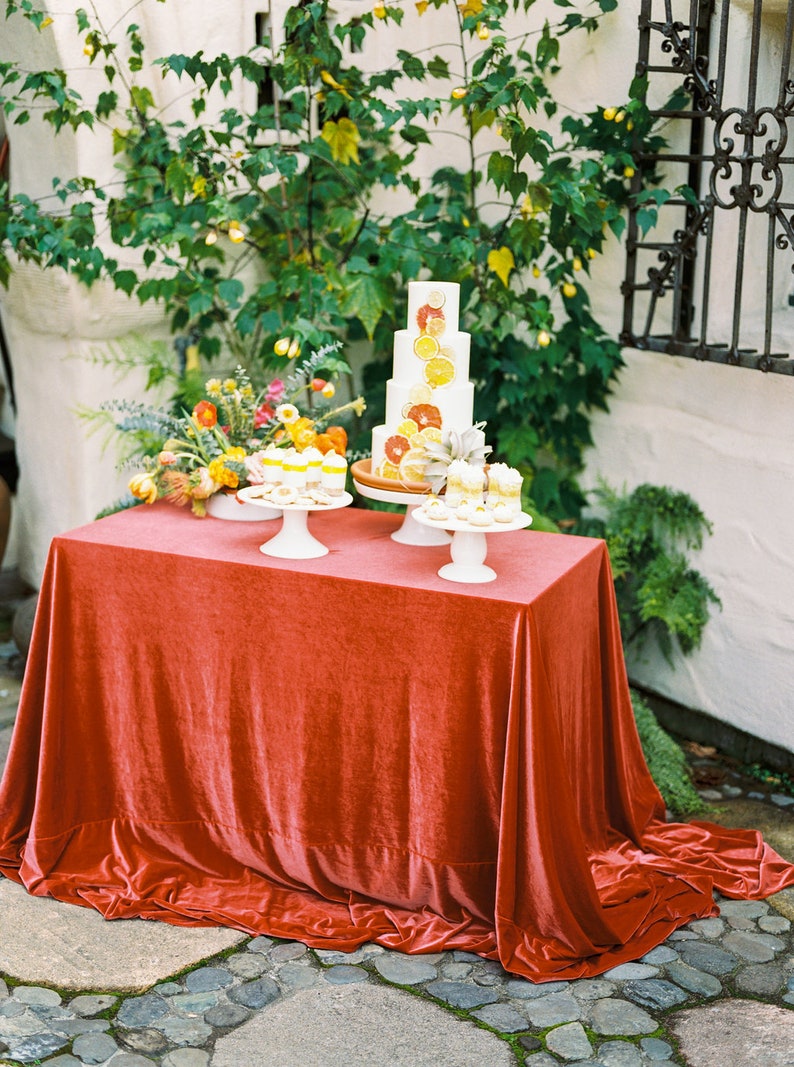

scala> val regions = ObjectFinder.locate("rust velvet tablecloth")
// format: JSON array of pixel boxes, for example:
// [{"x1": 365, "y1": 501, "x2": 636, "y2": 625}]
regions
[{"x1": 1, "y1": 503, "x2": 792, "y2": 981}]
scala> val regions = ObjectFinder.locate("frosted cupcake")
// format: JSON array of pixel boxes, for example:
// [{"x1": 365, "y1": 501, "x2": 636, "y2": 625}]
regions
[
  {"x1": 321, "y1": 452, "x2": 348, "y2": 495},
  {"x1": 302, "y1": 446, "x2": 323, "y2": 486},
  {"x1": 445, "y1": 459, "x2": 468, "y2": 508},
  {"x1": 461, "y1": 463, "x2": 485, "y2": 506}
]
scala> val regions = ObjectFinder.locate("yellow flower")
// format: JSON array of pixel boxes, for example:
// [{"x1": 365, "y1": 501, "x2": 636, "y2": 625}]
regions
[
  {"x1": 459, "y1": 0, "x2": 483, "y2": 16},
  {"x1": 222, "y1": 378, "x2": 237, "y2": 393},
  {"x1": 624, "y1": 165, "x2": 635, "y2": 179},
  {"x1": 276, "y1": 403, "x2": 300, "y2": 424},
  {"x1": 228, "y1": 221, "x2": 246, "y2": 243},
  {"x1": 603, "y1": 106, "x2": 617, "y2": 121},
  {"x1": 452, "y1": 87, "x2": 468, "y2": 100},
  {"x1": 562, "y1": 282, "x2": 577, "y2": 298},
  {"x1": 537, "y1": 330, "x2": 551, "y2": 348},
  {"x1": 587, "y1": 248, "x2": 597, "y2": 260},
  {"x1": 351, "y1": 396, "x2": 367, "y2": 417},
  {"x1": 321, "y1": 382, "x2": 336, "y2": 399},
  {"x1": 374, "y1": 2, "x2": 386, "y2": 18},
  {"x1": 572, "y1": 257, "x2": 583, "y2": 272},
  {"x1": 205, "y1": 378, "x2": 222, "y2": 397},
  {"x1": 287, "y1": 416, "x2": 317, "y2": 451},
  {"x1": 129, "y1": 472, "x2": 158, "y2": 504},
  {"x1": 40, "y1": 16, "x2": 53, "y2": 28},
  {"x1": 476, "y1": 23, "x2": 489, "y2": 39},
  {"x1": 208, "y1": 457, "x2": 238, "y2": 489},
  {"x1": 274, "y1": 337, "x2": 291, "y2": 356},
  {"x1": 224, "y1": 446, "x2": 247, "y2": 462},
  {"x1": 205, "y1": 230, "x2": 218, "y2": 246},
  {"x1": 287, "y1": 339, "x2": 301, "y2": 359},
  {"x1": 240, "y1": 384, "x2": 254, "y2": 399},
  {"x1": 415, "y1": 0, "x2": 428, "y2": 12},
  {"x1": 532, "y1": 265, "x2": 541, "y2": 279}
]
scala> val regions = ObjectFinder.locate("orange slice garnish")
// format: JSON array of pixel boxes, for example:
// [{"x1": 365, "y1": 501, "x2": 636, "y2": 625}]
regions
[
  {"x1": 424, "y1": 356, "x2": 455, "y2": 387},
  {"x1": 413, "y1": 334, "x2": 440, "y2": 360}
]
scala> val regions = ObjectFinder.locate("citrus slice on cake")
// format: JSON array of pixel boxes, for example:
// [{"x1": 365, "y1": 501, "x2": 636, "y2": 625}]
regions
[
  {"x1": 413, "y1": 334, "x2": 440, "y2": 360},
  {"x1": 424, "y1": 355, "x2": 455, "y2": 387},
  {"x1": 384, "y1": 434, "x2": 411, "y2": 464},
  {"x1": 406, "y1": 403, "x2": 442, "y2": 429},
  {"x1": 420, "y1": 426, "x2": 443, "y2": 444},
  {"x1": 425, "y1": 314, "x2": 447, "y2": 339},
  {"x1": 396, "y1": 418, "x2": 419, "y2": 437},
  {"x1": 427, "y1": 289, "x2": 446, "y2": 309},
  {"x1": 408, "y1": 383, "x2": 433, "y2": 406},
  {"x1": 399, "y1": 448, "x2": 428, "y2": 483},
  {"x1": 377, "y1": 459, "x2": 400, "y2": 480}
]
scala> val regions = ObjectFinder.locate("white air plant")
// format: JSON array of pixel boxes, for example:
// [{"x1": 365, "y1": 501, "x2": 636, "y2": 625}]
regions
[{"x1": 421, "y1": 422, "x2": 492, "y2": 493}]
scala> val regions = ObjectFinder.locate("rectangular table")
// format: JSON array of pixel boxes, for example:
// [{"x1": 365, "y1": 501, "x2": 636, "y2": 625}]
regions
[{"x1": 1, "y1": 503, "x2": 792, "y2": 981}]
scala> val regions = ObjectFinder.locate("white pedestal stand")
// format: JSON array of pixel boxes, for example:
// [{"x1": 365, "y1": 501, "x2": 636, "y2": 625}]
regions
[
  {"x1": 206, "y1": 491, "x2": 279, "y2": 521},
  {"x1": 237, "y1": 489, "x2": 353, "y2": 559},
  {"x1": 352, "y1": 480, "x2": 452, "y2": 546},
  {"x1": 413, "y1": 510, "x2": 532, "y2": 583}
]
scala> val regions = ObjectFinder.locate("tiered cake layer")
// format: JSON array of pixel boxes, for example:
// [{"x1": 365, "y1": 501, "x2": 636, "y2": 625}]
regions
[{"x1": 371, "y1": 280, "x2": 474, "y2": 478}]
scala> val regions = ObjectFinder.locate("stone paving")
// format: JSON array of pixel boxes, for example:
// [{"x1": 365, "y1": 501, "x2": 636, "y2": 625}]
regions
[{"x1": 0, "y1": 884, "x2": 792, "y2": 1066}]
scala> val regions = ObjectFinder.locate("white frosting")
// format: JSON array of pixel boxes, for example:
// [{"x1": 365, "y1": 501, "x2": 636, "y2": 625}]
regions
[{"x1": 371, "y1": 280, "x2": 474, "y2": 474}]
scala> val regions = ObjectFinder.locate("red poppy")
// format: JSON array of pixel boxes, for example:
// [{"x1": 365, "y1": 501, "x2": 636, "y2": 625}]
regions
[
  {"x1": 254, "y1": 402, "x2": 274, "y2": 428},
  {"x1": 193, "y1": 400, "x2": 218, "y2": 428}
]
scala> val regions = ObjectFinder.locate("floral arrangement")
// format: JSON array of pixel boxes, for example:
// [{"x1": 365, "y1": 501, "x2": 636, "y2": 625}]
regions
[{"x1": 125, "y1": 344, "x2": 365, "y2": 516}]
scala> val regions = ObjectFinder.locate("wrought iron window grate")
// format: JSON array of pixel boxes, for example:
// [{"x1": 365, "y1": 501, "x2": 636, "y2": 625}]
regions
[{"x1": 622, "y1": 0, "x2": 794, "y2": 374}]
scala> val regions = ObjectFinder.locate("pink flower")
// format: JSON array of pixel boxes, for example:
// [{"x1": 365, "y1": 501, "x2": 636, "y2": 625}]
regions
[
  {"x1": 158, "y1": 450, "x2": 178, "y2": 466},
  {"x1": 244, "y1": 452, "x2": 268, "y2": 484},
  {"x1": 265, "y1": 379, "x2": 285, "y2": 403},
  {"x1": 254, "y1": 402, "x2": 274, "y2": 428}
]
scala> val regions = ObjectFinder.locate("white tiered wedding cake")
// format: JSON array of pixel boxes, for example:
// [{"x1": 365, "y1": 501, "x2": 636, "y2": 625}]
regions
[{"x1": 371, "y1": 280, "x2": 475, "y2": 483}]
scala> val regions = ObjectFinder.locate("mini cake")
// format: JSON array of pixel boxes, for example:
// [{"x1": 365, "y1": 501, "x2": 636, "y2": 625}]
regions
[
  {"x1": 282, "y1": 450, "x2": 308, "y2": 489},
  {"x1": 468, "y1": 504, "x2": 494, "y2": 527},
  {"x1": 321, "y1": 452, "x2": 348, "y2": 495},
  {"x1": 303, "y1": 446, "x2": 323, "y2": 486},
  {"x1": 423, "y1": 497, "x2": 450, "y2": 521}
]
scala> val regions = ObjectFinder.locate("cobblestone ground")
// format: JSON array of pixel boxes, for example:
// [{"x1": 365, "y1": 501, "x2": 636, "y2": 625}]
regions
[{"x1": 0, "y1": 869, "x2": 792, "y2": 1065}]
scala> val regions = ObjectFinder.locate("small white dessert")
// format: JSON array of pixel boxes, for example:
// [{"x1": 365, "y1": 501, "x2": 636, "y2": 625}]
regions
[
  {"x1": 455, "y1": 499, "x2": 473, "y2": 521},
  {"x1": 501, "y1": 467, "x2": 524, "y2": 516},
  {"x1": 445, "y1": 459, "x2": 468, "y2": 508},
  {"x1": 486, "y1": 461, "x2": 509, "y2": 506},
  {"x1": 321, "y1": 452, "x2": 348, "y2": 495},
  {"x1": 262, "y1": 445, "x2": 284, "y2": 484},
  {"x1": 303, "y1": 445, "x2": 323, "y2": 486},
  {"x1": 461, "y1": 463, "x2": 485, "y2": 506},
  {"x1": 424, "y1": 497, "x2": 449, "y2": 521},
  {"x1": 272, "y1": 484, "x2": 299, "y2": 505},
  {"x1": 468, "y1": 504, "x2": 494, "y2": 527},
  {"x1": 492, "y1": 501, "x2": 514, "y2": 523},
  {"x1": 282, "y1": 449, "x2": 308, "y2": 489},
  {"x1": 308, "y1": 487, "x2": 332, "y2": 506}
]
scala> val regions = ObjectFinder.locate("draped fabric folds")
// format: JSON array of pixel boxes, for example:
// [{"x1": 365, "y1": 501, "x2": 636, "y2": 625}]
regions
[{"x1": 0, "y1": 504, "x2": 792, "y2": 981}]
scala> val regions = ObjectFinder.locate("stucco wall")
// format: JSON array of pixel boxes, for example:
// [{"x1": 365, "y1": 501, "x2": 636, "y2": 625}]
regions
[{"x1": 0, "y1": 0, "x2": 791, "y2": 754}]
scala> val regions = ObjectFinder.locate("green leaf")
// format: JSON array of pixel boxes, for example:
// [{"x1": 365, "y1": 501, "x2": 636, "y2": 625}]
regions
[
  {"x1": 339, "y1": 274, "x2": 389, "y2": 339},
  {"x1": 487, "y1": 151, "x2": 513, "y2": 192}
]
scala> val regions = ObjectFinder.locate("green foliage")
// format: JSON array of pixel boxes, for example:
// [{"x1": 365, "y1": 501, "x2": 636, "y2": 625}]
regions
[
  {"x1": 0, "y1": 0, "x2": 666, "y2": 518},
  {"x1": 580, "y1": 482, "x2": 721, "y2": 658},
  {"x1": 631, "y1": 689, "x2": 705, "y2": 816}
]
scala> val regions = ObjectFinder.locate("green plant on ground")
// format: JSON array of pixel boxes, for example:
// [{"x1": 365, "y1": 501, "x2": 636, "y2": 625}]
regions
[
  {"x1": 742, "y1": 764, "x2": 794, "y2": 799},
  {"x1": 578, "y1": 482, "x2": 721, "y2": 660},
  {"x1": 0, "y1": 0, "x2": 671, "y2": 521},
  {"x1": 631, "y1": 688, "x2": 705, "y2": 816}
]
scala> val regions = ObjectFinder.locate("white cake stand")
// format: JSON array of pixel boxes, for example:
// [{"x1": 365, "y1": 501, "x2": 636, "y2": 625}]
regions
[
  {"x1": 237, "y1": 487, "x2": 353, "y2": 559},
  {"x1": 352, "y1": 480, "x2": 452, "y2": 546},
  {"x1": 412, "y1": 509, "x2": 532, "y2": 583}
]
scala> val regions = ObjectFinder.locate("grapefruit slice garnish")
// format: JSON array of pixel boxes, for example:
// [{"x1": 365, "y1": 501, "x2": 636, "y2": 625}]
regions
[
  {"x1": 406, "y1": 403, "x2": 442, "y2": 429},
  {"x1": 399, "y1": 448, "x2": 428, "y2": 483},
  {"x1": 384, "y1": 434, "x2": 411, "y2": 464}
]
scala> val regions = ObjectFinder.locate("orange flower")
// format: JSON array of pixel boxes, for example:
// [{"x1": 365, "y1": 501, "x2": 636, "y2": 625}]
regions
[
  {"x1": 192, "y1": 400, "x2": 218, "y2": 428},
  {"x1": 286, "y1": 416, "x2": 317, "y2": 451},
  {"x1": 315, "y1": 425, "x2": 347, "y2": 455}
]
